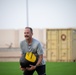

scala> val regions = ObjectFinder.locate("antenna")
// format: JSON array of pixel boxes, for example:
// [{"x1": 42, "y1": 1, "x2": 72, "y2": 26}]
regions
[{"x1": 26, "y1": 0, "x2": 29, "y2": 27}]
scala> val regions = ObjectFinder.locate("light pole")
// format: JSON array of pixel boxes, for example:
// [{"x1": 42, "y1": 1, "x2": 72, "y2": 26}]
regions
[{"x1": 26, "y1": 0, "x2": 29, "y2": 27}]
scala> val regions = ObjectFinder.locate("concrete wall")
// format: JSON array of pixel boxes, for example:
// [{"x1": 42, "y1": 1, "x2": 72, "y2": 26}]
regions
[
  {"x1": 0, "y1": 48, "x2": 21, "y2": 62},
  {"x1": 0, "y1": 29, "x2": 46, "y2": 61},
  {"x1": 0, "y1": 29, "x2": 19, "y2": 48},
  {"x1": 0, "y1": 29, "x2": 46, "y2": 48}
]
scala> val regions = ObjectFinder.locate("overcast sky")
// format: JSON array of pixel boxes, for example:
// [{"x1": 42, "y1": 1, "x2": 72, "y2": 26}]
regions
[{"x1": 0, "y1": 0, "x2": 76, "y2": 29}]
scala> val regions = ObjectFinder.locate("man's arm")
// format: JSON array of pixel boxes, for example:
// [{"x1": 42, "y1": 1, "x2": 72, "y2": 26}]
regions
[
  {"x1": 26, "y1": 54, "x2": 43, "y2": 71},
  {"x1": 20, "y1": 54, "x2": 26, "y2": 71},
  {"x1": 35, "y1": 54, "x2": 43, "y2": 67}
]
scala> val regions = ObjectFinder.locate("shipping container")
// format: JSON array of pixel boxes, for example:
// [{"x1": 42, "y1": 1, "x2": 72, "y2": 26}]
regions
[{"x1": 46, "y1": 28, "x2": 76, "y2": 62}]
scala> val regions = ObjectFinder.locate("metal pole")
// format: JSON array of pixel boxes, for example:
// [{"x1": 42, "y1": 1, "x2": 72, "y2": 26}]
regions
[{"x1": 26, "y1": 0, "x2": 29, "y2": 27}]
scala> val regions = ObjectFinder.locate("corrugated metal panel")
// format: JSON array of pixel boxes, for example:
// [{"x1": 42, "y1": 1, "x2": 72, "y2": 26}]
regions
[
  {"x1": 46, "y1": 29, "x2": 72, "y2": 62},
  {"x1": 58, "y1": 29, "x2": 71, "y2": 62},
  {"x1": 46, "y1": 29, "x2": 58, "y2": 62},
  {"x1": 72, "y1": 30, "x2": 76, "y2": 61}
]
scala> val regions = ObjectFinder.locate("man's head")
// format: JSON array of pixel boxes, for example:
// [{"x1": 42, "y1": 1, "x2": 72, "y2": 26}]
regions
[{"x1": 24, "y1": 27, "x2": 33, "y2": 40}]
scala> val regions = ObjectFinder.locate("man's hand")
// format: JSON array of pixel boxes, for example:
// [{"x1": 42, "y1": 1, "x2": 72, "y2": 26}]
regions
[
  {"x1": 26, "y1": 65, "x2": 36, "y2": 71},
  {"x1": 20, "y1": 66, "x2": 26, "y2": 71}
]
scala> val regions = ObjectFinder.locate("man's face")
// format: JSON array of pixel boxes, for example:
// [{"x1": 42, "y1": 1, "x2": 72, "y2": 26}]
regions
[{"x1": 24, "y1": 28, "x2": 33, "y2": 40}]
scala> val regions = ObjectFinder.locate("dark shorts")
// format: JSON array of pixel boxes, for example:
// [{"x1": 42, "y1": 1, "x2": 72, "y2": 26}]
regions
[{"x1": 23, "y1": 65, "x2": 46, "y2": 75}]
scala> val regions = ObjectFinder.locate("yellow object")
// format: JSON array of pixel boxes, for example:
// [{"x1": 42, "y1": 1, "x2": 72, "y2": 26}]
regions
[
  {"x1": 25, "y1": 52, "x2": 36, "y2": 62},
  {"x1": 46, "y1": 29, "x2": 76, "y2": 62}
]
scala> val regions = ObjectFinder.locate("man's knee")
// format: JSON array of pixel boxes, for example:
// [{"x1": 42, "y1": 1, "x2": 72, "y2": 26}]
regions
[{"x1": 42, "y1": 73, "x2": 46, "y2": 75}]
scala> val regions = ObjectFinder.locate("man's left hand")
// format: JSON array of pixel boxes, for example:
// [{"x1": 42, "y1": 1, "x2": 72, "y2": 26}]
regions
[{"x1": 26, "y1": 65, "x2": 36, "y2": 71}]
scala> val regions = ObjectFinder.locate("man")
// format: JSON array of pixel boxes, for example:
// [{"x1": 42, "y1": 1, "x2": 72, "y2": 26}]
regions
[{"x1": 20, "y1": 27, "x2": 46, "y2": 75}]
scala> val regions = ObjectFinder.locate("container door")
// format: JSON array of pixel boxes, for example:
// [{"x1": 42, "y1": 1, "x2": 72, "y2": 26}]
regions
[
  {"x1": 58, "y1": 29, "x2": 71, "y2": 62},
  {"x1": 46, "y1": 29, "x2": 71, "y2": 62},
  {"x1": 46, "y1": 29, "x2": 58, "y2": 62}
]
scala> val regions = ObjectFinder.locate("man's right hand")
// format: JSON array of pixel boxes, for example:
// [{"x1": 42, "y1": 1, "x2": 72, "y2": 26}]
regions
[{"x1": 20, "y1": 66, "x2": 26, "y2": 71}]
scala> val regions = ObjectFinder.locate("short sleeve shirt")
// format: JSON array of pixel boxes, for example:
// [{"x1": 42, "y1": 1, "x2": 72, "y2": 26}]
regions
[{"x1": 20, "y1": 38, "x2": 45, "y2": 65}]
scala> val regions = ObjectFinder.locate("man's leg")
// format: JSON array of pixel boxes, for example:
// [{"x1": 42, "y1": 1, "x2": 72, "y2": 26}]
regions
[
  {"x1": 23, "y1": 69, "x2": 35, "y2": 75},
  {"x1": 36, "y1": 65, "x2": 46, "y2": 75}
]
